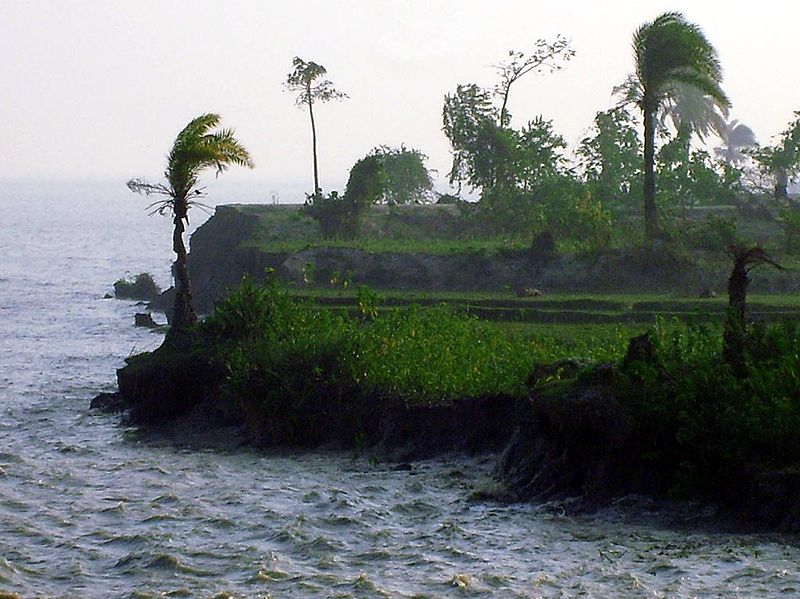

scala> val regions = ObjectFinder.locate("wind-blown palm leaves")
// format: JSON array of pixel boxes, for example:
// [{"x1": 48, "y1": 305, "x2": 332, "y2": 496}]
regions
[
  {"x1": 715, "y1": 119, "x2": 757, "y2": 165},
  {"x1": 128, "y1": 113, "x2": 253, "y2": 329},
  {"x1": 619, "y1": 11, "x2": 730, "y2": 239}
]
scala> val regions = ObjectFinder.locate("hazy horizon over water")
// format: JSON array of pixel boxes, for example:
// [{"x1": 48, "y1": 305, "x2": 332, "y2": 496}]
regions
[{"x1": 1, "y1": 182, "x2": 800, "y2": 597}]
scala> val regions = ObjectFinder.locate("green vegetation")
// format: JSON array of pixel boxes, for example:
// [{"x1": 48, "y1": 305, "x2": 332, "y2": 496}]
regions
[
  {"x1": 752, "y1": 111, "x2": 800, "y2": 200},
  {"x1": 619, "y1": 318, "x2": 800, "y2": 498},
  {"x1": 113, "y1": 272, "x2": 160, "y2": 301},
  {"x1": 370, "y1": 145, "x2": 435, "y2": 205},
  {"x1": 195, "y1": 277, "x2": 629, "y2": 407},
  {"x1": 267, "y1": 16, "x2": 797, "y2": 261},
  {"x1": 128, "y1": 113, "x2": 253, "y2": 328},
  {"x1": 119, "y1": 273, "x2": 800, "y2": 504}
]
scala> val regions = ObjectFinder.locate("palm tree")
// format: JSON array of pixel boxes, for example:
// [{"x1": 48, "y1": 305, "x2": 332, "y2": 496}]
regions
[
  {"x1": 621, "y1": 12, "x2": 730, "y2": 239},
  {"x1": 128, "y1": 113, "x2": 253, "y2": 329},
  {"x1": 715, "y1": 119, "x2": 757, "y2": 165}
]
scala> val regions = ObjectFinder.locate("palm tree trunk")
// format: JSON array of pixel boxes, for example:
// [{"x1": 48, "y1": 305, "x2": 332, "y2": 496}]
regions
[
  {"x1": 723, "y1": 256, "x2": 749, "y2": 378},
  {"x1": 171, "y1": 208, "x2": 197, "y2": 329},
  {"x1": 308, "y1": 94, "x2": 320, "y2": 196},
  {"x1": 643, "y1": 106, "x2": 659, "y2": 240}
]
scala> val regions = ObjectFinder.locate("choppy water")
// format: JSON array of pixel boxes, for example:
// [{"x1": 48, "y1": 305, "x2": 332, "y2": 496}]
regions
[{"x1": 2, "y1": 183, "x2": 800, "y2": 598}]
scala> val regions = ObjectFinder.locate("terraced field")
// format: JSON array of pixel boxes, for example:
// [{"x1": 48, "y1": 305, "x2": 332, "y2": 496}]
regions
[{"x1": 291, "y1": 289, "x2": 800, "y2": 326}]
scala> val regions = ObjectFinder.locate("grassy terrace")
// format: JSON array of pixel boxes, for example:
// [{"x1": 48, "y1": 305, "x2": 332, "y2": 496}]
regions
[{"x1": 285, "y1": 288, "x2": 800, "y2": 326}]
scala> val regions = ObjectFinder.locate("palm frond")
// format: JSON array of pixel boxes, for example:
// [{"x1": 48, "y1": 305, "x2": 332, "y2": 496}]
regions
[
  {"x1": 633, "y1": 11, "x2": 730, "y2": 141},
  {"x1": 130, "y1": 113, "x2": 252, "y2": 219}
]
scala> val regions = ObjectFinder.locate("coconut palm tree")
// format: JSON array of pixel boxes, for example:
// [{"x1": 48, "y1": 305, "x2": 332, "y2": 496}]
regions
[
  {"x1": 715, "y1": 119, "x2": 757, "y2": 165},
  {"x1": 128, "y1": 113, "x2": 253, "y2": 329},
  {"x1": 620, "y1": 12, "x2": 730, "y2": 239}
]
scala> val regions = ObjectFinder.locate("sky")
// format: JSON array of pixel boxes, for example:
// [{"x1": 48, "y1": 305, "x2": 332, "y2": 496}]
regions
[{"x1": 2, "y1": 0, "x2": 798, "y2": 202}]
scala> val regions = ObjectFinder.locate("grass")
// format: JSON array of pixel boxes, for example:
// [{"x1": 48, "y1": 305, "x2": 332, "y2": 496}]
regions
[
  {"x1": 284, "y1": 288, "x2": 800, "y2": 327},
  {"x1": 246, "y1": 235, "x2": 533, "y2": 255}
]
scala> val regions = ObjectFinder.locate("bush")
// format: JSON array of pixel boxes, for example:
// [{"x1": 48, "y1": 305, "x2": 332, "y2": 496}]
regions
[
  {"x1": 618, "y1": 318, "x2": 800, "y2": 497},
  {"x1": 781, "y1": 206, "x2": 800, "y2": 254},
  {"x1": 301, "y1": 191, "x2": 363, "y2": 238},
  {"x1": 113, "y1": 272, "x2": 161, "y2": 301},
  {"x1": 686, "y1": 213, "x2": 740, "y2": 251}
]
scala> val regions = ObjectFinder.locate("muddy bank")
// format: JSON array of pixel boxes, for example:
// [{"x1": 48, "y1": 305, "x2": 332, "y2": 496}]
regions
[
  {"x1": 496, "y1": 366, "x2": 800, "y2": 533},
  {"x1": 96, "y1": 333, "x2": 517, "y2": 460}
]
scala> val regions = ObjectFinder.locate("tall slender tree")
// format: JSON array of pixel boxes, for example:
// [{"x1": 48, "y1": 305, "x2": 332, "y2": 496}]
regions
[
  {"x1": 285, "y1": 57, "x2": 347, "y2": 196},
  {"x1": 128, "y1": 114, "x2": 253, "y2": 329},
  {"x1": 619, "y1": 12, "x2": 729, "y2": 239}
]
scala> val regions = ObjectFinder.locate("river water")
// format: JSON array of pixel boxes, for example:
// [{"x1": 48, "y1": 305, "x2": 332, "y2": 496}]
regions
[{"x1": 1, "y1": 183, "x2": 800, "y2": 598}]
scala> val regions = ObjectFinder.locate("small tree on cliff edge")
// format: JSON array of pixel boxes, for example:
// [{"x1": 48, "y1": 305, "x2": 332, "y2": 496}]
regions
[
  {"x1": 285, "y1": 57, "x2": 348, "y2": 196},
  {"x1": 128, "y1": 113, "x2": 253, "y2": 329}
]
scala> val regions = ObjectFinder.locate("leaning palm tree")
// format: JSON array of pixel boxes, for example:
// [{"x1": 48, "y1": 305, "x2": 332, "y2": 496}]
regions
[
  {"x1": 714, "y1": 118, "x2": 757, "y2": 165},
  {"x1": 128, "y1": 113, "x2": 253, "y2": 329},
  {"x1": 619, "y1": 12, "x2": 730, "y2": 239}
]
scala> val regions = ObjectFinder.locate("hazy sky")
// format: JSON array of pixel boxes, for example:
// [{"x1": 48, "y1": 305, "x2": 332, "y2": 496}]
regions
[{"x1": 2, "y1": 0, "x2": 798, "y2": 201}]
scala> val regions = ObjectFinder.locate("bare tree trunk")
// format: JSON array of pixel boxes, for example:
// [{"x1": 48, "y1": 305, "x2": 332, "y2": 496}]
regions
[
  {"x1": 723, "y1": 256, "x2": 749, "y2": 378},
  {"x1": 308, "y1": 94, "x2": 320, "y2": 196},
  {"x1": 171, "y1": 206, "x2": 197, "y2": 329},
  {"x1": 499, "y1": 87, "x2": 511, "y2": 128},
  {"x1": 643, "y1": 105, "x2": 659, "y2": 240}
]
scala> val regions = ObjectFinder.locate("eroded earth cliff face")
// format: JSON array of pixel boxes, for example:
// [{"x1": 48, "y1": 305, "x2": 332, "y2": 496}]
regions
[
  {"x1": 183, "y1": 204, "x2": 546, "y2": 313},
  {"x1": 174, "y1": 204, "x2": 800, "y2": 314}
]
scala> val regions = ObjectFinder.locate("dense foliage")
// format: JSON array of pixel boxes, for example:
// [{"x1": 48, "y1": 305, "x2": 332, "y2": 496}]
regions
[
  {"x1": 371, "y1": 145, "x2": 435, "y2": 205},
  {"x1": 619, "y1": 318, "x2": 800, "y2": 497},
  {"x1": 198, "y1": 277, "x2": 627, "y2": 412}
]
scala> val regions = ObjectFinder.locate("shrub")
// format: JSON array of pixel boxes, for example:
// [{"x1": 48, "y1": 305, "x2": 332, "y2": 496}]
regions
[
  {"x1": 618, "y1": 318, "x2": 800, "y2": 497},
  {"x1": 113, "y1": 272, "x2": 161, "y2": 301}
]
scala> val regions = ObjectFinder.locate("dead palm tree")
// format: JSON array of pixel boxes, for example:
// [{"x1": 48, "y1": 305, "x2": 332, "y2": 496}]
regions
[
  {"x1": 128, "y1": 113, "x2": 253, "y2": 329},
  {"x1": 723, "y1": 245, "x2": 782, "y2": 378}
]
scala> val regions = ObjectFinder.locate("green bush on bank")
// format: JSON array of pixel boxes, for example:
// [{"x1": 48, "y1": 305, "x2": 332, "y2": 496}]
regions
[
  {"x1": 196, "y1": 277, "x2": 629, "y2": 414},
  {"x1": 618, "y1": 318, "x2": 800, "y2": 497}
]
